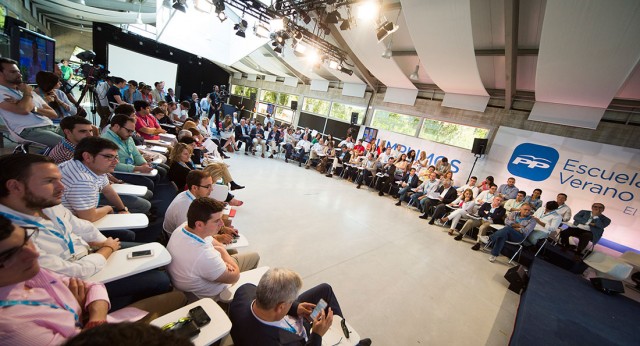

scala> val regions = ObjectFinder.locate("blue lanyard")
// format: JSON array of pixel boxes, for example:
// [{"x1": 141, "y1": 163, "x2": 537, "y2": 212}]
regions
[
  {"x1": 540, "y1": 210, "x2": 557, "y2": 219},
  {"x1": 515, "y1": 215, "x2": 531, "y2": 224},
  {"x1": 282, "y1": 319, "x2": 297, "y2": 334},
  {"x1": 182, "y1": 228, "x2": 205, "y2": 244},
  {"x1": 0, "y1": 211, "x2": 75, "y2": 254},
  {"x1": 0, "y1": 300, "x2": 80, "y2": 325},
  {"x1": 185, "y1": 191, "x2": 195, "y2": 201}
]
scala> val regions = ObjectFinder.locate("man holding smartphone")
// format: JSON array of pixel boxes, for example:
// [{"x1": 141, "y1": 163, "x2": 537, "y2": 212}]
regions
[{"x1": 229, "y1": 268, "x2": 371, "y2": 346}]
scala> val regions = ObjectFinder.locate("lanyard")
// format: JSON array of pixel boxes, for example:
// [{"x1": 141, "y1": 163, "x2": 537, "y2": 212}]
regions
[
  {"x1": 281, "y1": 318, "x2": 297, "y2": 334},
  {"x1": 515, "y1": 215, "x2": 531, "y2": 224},
  {"x1": 0, "y1": 300, "x2": 80, "y2": 325},
  {"x1": 0, "y1": 211, "x2": 75, "y2": 254},
  {"x1": 108, "y1": 130, "x2": 132, "y2": 159},
  {"x1": 540, "y1": 210, "x2": 557, "y2": 219},
  {"x1": 185, "y1": 191, "x2": 195, "y2": 201},
  {"x1": 182, "y1": 228, "x2": 205, "y2": 244}
]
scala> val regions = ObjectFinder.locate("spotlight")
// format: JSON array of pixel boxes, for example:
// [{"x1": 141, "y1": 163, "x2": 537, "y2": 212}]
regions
[
  {"x1": 217, "y1": 12, "x2": 227, "y2": 22},
  {"x1": 325, "y1": 10, "x2": 341, "y2": 24},
  {"x1": 294, "y1": 31, "x2": 303, "y2": 41},
  {"x1": 409, "y1": 64, "x2": 419, "y2": 80},
  {"x1": 299, "y1": 10, "x2": 311, "y2": 24},
  {"x1": 234, "y1": 19, "x2": 248, "y2": 37},
  {"x1": 319, "y1": 24, "x2": 331, "y2": 36},
  {"x1": 214, "y1": 1, "x2": 226, "y2": 22},
  {"x1": 340, "y1": 19, "x2": 351, "y2": 30},
  {"x1": 357, "y1": 1, "x2": 379, "y2": 21},
  {"x1": 172, "y1": 0, "x2": 187, "y2": 13},
  {"x1": 328, "y1": 60, "x2": 339, "y2": 70},
  {"x1": 381, "y1": 41, "x2": 392, "y2": 59},
  {"x1": 376, "y1": 19, "x2": 398, "y2": 43},
  {"x1": 338, "y1": 66, "x2": 353, "y2": 75},
  {"x1": 254, "y1": 23, "x2": 270, "y2": 38}
]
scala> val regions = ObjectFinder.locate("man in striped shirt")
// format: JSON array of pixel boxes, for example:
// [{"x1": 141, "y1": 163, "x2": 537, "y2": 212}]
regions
[
  {"x1": 48, "y1": 116, "x2": 94, "y2": 164},
  {"x1": 58, "y1": 137, "x2": 151, "y2": 241}
]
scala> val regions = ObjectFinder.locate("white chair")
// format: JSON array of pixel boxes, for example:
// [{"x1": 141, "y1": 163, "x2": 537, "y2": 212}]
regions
[
  {"x1": 210, "y1": 184, "x2": 229, "y2": 202},
  {"x1": 484, "y1": 228, "x2": 533, "y2": 264},
  {"x1": 0, "y1": 121, "x2": 51, "y2": 155},
  {"x1": 584, "y1": 251, "x2": 634, "y2": 281}
]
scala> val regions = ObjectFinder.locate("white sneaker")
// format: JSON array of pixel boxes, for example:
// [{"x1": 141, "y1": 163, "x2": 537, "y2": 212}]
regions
[
  {"x1": 479, "y1": 235, "x2": 490, "y2": 244},
  {"x1": 488, "y1": 255, "x2": 497, "y2": 262},
  {"x1": 434, "y1": 220, "x2": 443, "y2": 226}
]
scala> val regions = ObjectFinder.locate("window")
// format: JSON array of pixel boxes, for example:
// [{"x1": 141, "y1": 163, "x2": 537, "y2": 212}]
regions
[
  {"x1": 329, "y1": 102, "x2": 366, "y2": 124},
  {"x1": 370, "y1": 110, "x2": 421, "y2": 136},
  {"x1": 302, "y1": 97, "x2": 331, "y2": 116},
  {"x1": 230, "y1": 85, "x2": 257, "y2": 98},
  {"x1": 418, "y1": 119, "x2": 489, "y2": 150},
  {"x1": 259, "y1": 90, "x2": 299, "y2": 107},
  {"x1": 274, "y1": 107, "x2": 293, "y2": 123}
]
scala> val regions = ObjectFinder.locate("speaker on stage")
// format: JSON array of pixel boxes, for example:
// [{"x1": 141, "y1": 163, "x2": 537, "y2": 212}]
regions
[
  {"x1": 590, "y1": 278, "x2": 625, "y2": 295},
  {"x1": 350, "y1": 112, "x2": 358, "y2": 125},
  {"x1": 471, "y1": 138, "x2": 488, "y2": 155},
  {"x1": 291, "y1": 100, "x2": 298, "y2": 110}
]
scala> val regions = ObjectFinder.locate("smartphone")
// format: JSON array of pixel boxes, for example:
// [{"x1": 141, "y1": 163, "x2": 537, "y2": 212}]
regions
[
  {"x1": 309, "y1": 299, "x2": 328, "y2": 320},
  {"x1": 560, "y1": 224, "x2": 569, "y2": 230},
  {"x1": 188, "y1": 306, "x2": 211, "y2": 327},
  {"x1": 127, "y1": 249, "x2": 154, "y2": 259}
]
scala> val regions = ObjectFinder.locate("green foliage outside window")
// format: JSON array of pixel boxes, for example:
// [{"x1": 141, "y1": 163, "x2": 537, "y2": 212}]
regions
[
  {"x1": 418, "y1": 119, "x2": 489, "y2": 150},
  {"x1": 371, "y1": 110, "x2": 421, "y2": 136},
  {"x1": 230, "y1": 85, "x2": 258, "y2": 98},
  {"x1": 329, "y1": 102, "x2": 366, "y2": 124},
  {"x1": 260, "y1": 90, "x2": 298, "y2": 107},
  {"x1": 302, "y1": 97, "x2": 331, "y2": 115}
]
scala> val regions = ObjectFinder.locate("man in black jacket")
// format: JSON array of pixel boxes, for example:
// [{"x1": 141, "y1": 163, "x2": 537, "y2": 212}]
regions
[
  {"x1": 229, "y1": 268, "x2": 371, "y2": 346},
  {"x1": 419, "y1": 179, "x2": 458, "y2": 220},
  {"x1": 455, "y1": 196, "x2": 506, "y2": 250},
  {"x1": 394, "y1": 168, "x2": 420, "y2": 204},
  {"x1": 375, "y1": 157, "x2": 396, "y2": 196},
  {"x1": 326, "y1": 145, "x2": 350, "y2": 177}
]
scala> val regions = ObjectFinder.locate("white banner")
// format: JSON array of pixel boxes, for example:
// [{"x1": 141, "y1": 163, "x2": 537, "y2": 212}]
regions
[{"x1": 483, "y1": 127, "x2": 640, "y2": 251}]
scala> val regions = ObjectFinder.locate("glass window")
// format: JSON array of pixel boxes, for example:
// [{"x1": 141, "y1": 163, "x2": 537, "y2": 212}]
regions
[
  {"x1": 302, "y1": 97, "x2": 331, "y2": 115},
  {"x1": 370, "y1": 109, "x2": 421, "y2": 136},
  {"x1": 230, "y1": 85, "x2": 257, "y2": 98},
  {"x1": 259, "y1": 90, "x2": 299, "y2": 107},
  {"x1": 418, "y1": 119, "x2": 489, "y2": 150},
  {"x1": 275, "y1": 107, "x2": 293, "y2": 123},
  {"x1": 329, "y1": 102, "x2": 366, "y2": 124}
]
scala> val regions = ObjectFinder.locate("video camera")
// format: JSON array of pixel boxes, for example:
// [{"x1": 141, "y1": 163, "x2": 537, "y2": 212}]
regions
[{"x1": 76, "y1": 50, "x2": 110, "y2": 82}]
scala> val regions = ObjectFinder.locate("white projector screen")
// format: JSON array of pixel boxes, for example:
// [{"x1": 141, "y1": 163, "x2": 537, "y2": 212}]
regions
[{"x1": 107, "y1": 44, "x2": 178, "y2": 92}]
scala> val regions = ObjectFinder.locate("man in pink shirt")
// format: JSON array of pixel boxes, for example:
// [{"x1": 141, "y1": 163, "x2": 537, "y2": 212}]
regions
[
  {"x1": 0, "y1": 215, "x2": 186, "y2": 344},
  {"x1": 133, "y1": 100, "x2": 166, "y2": 141}
]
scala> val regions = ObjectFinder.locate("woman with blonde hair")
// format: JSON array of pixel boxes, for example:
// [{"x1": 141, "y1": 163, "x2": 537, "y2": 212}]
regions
[
  {"x1": 168, "y1": 143, "x2": 194, "y2": 190},
  {"x1": 220, "y1": 114, "x2": 238, "y2": 152}
]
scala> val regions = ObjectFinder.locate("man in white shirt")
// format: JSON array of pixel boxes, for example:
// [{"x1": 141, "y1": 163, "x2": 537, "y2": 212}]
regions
[
  {"x1": 456, "y1": 176, "x2": 480, "y2": 198},
  {"x1": 504, "y1": 191, "x2": 527, "y2": 213},
  {"x1": 408, "y1": 172, "x2": 439, "y2": 210},
  {"x1": 476, "y1": 184, "x2": 498, "y2": 205},
  {"x1": 526, "y1": 201, "x2": 562, "y2": 246},
  {"x1": 376, "y1": 147, "x2": 393, "y2": 168},
  {"x1": 0, "y1": 153, "x2": 172, "y2": 310},
  {"x1": 167, "y1": 197, "x2": 260, "y2": 300},
  {"x1": 164, "y1": 170, "x2": 236, "y2": 242},
  {"x1": 0, "y1": 57, "x2": 62, "y2": 147},
  {"x1": 555, "y1": 193, "x2": 573, "y2": 222}
]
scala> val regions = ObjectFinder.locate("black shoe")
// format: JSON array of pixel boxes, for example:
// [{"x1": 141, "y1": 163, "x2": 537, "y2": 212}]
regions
[
  {"x1": 454, "y1": 235, "x2": 463, "y2": 241},
  {"x1": 325, "y1": 173, "x2": 333, "y2": 177},
  {"x1": 223, "y1": 154, "x2": 230, "y2": 159},
  {"x1": 269, "y1": 154, "x2": 274, "y2": 158},
  {"x1": 230, "y1": 182, "x2": 245, "y2": 191},
  {"x1": 428, "y1": 219, "x2": 435, "y2": 225},
  {"x1": 392, "y1": 195, "x2": 399, "y2": 199},
  {"x1": 395, "y1": 201, "x2": 401, "y2": 206},
  {"x1": 285, "y1": 158, "x2": 289, "y2": 163},
  {"x1": 471, "y1": 243, "x2": 481, "y2": 251},
  {"x1": 378, "y1": 191, "x2": 384, "y2": 196},
  {"x1": 298, "y1": 162, "x2": 301, "y2": 167},
  {"x1": 357, "y1": 339, "x2": 372, "y2": 346},
  {"x1": 419, "y1": 214, "x2": 429, "y2": 219},
  {"x1": 244, "y1": 152, "x2": 249, "y2": 155},
  {"x1": 356, "y1": 184, "x2": 361, "y2": 189}
]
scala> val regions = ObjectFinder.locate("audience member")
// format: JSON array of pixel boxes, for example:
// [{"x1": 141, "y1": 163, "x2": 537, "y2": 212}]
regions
[
  {"x1": 496, "y1": 177, "x2": 518, "y2": 201},
  {"x1": 526, "y1": 200, "x2": 562, "y2": 246},
  {"x1": 106, "y1": 77, "x2": 127, "y2": 110},
  {"x1": 504, "y1": 191, "x2": 526, "y2": 213},
  {"x1": 408, "y1": 172, "x2": 439, "y2": 210},
  {"x1": 123, "y1": 80, "x2": 142, "y2": 103},
  {"x1": 229, "y1": 268, "x2": 371, "y2": 346},
  {"x1": 49, "y1": 116, "x2": 94, "y2": 164},
  {"x1": 555, "y1": 193, "x2": 572, "y2": 222},
  {"x1": 375, "y1": 156, "x2": 396, "y2": 196},
  {"x1": 434, "y1": 157, "x2": 451, "y2": 178},
  {"x1": 431, "y1": 188, "x2": 476, "y2": 235},
  {"x1": 560, "y1": 203, "x2": 610, "y2": 257},
  {"x1": 455, "y1": 196, "x2": 505, "y2": 250},
  {"x1": 482, "y1": 203, "x2": 535, "y2": 263},
  {"x1": 35, "y1": 71, "x2": 77, "y2": 118},
  {"x1": 524, "y1": 188, "x2": 543, "y2": 210},
  {"x1": 420, "y1": 179, "x2": 457, "y2": 222},
  {"x1": 168, "y1": 143, "x2": 195, "y2": 190},
  {"x1": 394, "y1": 167, "x2": 420, "y2": 205},
  {"x1": 134, "y1": 100, "x2": 166, "y2": 141}
]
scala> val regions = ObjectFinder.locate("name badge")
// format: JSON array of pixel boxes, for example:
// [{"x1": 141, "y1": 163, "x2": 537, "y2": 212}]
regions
[{"x1": 125, "y1": 157, "x2": 133, "y2": 164}]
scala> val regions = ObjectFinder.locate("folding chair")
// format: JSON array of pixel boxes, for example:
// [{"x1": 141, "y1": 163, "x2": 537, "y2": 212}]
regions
[
  {"x1": 484, "y1": 229, "x2": 534, "y2": 264},
  {"x1": 0, "y1": 122, "x2": 52, "y2": 155}
]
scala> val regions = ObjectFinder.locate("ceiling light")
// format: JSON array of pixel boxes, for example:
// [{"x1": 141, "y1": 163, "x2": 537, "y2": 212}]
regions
[
  {"x1": 270, "y1": 18, "x2": 284, "y2": 31},
  {"x1": 299, "y1": 10, "x2": 311, "y2": 24},
  {"x1": 254, "y1": 23, "x2": 270, "y2": 38},
  {"x1": 381, "y1": 41, "x2": 392, "y2": 59},
  {"x1": 234, "y1": 19, "x2": 248, "y2": 37},
  {"x1": 172, "y1": 0, "x2": 187, "y2": 13},
  {"x1": 325, "y1": 10, "x2": 341, "y2": 24},
  {"x1": 295, "y1": 43, "x2": 307, "y2": 54},
  {"x1": 339, "y1": 66, "x2": 354, "y2": 75},
  {"x1": 357, "y1": 1, "x2": 379, "y2": 21},
  {"x1": 376, "y1": 19, "x2": 399, "y2": 43},
  {"x1": 214, "y1": 1, "x2": 226, "y2": 22},
  {"x1": 339, "y1": 19, "x2": 351, "y2": 30},
  {"x1": 328, "y1": 60, "x2": 339, "y2": 70},
  {"x1": 409, "y1": 64, "x2": 420, "y2": 80},
  {"x1": 306, "y1": 48, "x2": 320, "y2": 65}
]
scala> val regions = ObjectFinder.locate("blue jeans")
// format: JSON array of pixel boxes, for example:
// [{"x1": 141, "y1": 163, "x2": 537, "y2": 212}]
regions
[
  {"x1": 104, "y1": 270, "x2": 172, "y2": 311},
  {"x1": 409, "y1": 192, "x2": 425, "y2": 206},
  {"x1": 489, "y1": 226, "x2": 526, "y2": 256}
]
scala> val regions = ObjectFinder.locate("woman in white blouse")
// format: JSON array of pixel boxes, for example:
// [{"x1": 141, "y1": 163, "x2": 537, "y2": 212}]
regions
[{"x1": 431, "y1": 189, "x2": 476, "y2": 235}]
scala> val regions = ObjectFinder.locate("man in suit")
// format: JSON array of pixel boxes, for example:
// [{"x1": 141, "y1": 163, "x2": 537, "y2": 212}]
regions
[
  {"x1": 229, "y1": 268, "x2": 371, "y2": 346},
  {"x1": 188, "y1": 93, "x2": 200, "y2": 118},
  {"x1": 234, "y1": 118, "x2": 251, "y2": 154},
  {"x1": 375, "y1": 157, "x2": 396, "y2": 196},
  {"x1": 394, "y1": 167, "x2": 420, "y2": 205},
  {"x1": 455, "y1": 196, "x2": 506, "y2": 250},
  {"x1": 419, "y1": 179, "x2": 458, "y2": 221},
  {"x1": 165, "y1": 88, "x2": 178, "y2": 103},
  {"x1": 560, "y1": 203, "x2": 610, "y2": 256}
]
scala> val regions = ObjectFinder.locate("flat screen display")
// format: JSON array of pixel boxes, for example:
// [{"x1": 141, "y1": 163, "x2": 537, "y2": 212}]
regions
[{"x1": 18, "y1": 29, "x2": 55, "y2": 84}]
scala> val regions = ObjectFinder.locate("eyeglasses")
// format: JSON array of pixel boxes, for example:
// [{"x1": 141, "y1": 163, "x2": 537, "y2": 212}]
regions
[
  {"x1": 592, "y1": 205, "x2": 604, "y2": 210},
  {"x1": 198, "y1": 184, "x2": 213, "y2": 189},
  {"x1": 161, "y1": 317, "x2": 192, "y2": 331},
  {"x1": 122, "y1": 127, "x2": 135, "y2": 134},
  {"x1": 98, "y1": 154, "x2": 119, "y2": 161},
  {"x1": 0, "y1": 227, "x2": 38, "y2": 268}
]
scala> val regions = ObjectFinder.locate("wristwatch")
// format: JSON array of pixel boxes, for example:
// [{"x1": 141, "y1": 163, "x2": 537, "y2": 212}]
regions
[{"x1": 116, "y1": 207, "x2": 129, "y2": 212}]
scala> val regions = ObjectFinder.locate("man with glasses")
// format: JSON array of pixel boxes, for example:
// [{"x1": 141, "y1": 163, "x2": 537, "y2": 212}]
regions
[
  {"x1": 167, "y1": 197, "x2": 259, "y2": 301},
  {"x1": 102, "y1": 114, "x2": 156, "y2": 191},
  {"x1": 59, "y1": 137, "x2": 153, "y2": 240},
  {"x1": 164, "y1": 170, "x2": 237, "y2": 243},
  {"x1": 560, "y1": 203, "x2": 610, "y2": 257}
]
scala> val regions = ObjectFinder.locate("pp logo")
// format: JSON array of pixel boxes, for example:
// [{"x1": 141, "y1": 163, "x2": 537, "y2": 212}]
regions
[{"x1": 507, "y1": 143, "x2": 559, "y2": 182}]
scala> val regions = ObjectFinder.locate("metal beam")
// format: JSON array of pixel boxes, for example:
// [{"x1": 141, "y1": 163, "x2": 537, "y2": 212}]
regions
[
  {"x1": 392, "y1": 48, "x2": 537, "y2": 57},
  {"x1": 327, "y1": 24, "x2": 378, "y2": 91},
  {"x1": 504, "y1": 0, "x2": 519, "y2": 110}
]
